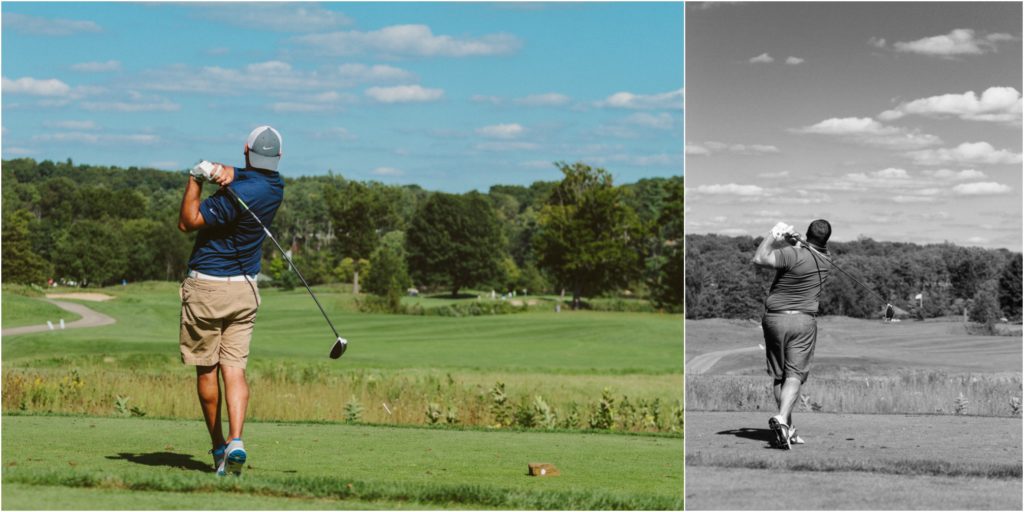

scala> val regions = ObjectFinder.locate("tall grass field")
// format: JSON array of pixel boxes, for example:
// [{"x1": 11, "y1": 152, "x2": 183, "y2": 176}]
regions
[{"x1": 2, "y1": 282, "x2": 683, "y2": 509}]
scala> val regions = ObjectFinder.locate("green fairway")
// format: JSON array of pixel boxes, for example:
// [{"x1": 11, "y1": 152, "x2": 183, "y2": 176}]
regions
[
  {"x1": 2, "y1": 415, "x2": 683, "y2": 510},
  {"x1": 3, "y1": 282, "x2": 682, "y2": 374},
  {"x1": 2, "y1": 292, "x2": 81, "y2": 329}
]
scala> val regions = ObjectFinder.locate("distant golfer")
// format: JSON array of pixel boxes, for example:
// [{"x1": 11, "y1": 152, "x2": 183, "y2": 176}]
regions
[
  {"x1": 752, "y1": 219, "x2": 831, "y2": 450},
  {"x1": 177, "y1": 126, "x2": 285, "y2": 475}
]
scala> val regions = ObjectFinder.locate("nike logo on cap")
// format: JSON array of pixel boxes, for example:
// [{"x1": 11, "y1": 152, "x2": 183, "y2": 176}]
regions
[{"x1": 261, "y1": 146, "x2": 275, "y2": 151}]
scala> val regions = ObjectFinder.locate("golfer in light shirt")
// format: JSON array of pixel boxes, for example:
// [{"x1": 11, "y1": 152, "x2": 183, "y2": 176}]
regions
[
  {"x1": 177, "y1": 126, "x2": 285, "y2": 475},
  {"x1": 752, "y1": 219, "x2": 832, "y2": 450}
]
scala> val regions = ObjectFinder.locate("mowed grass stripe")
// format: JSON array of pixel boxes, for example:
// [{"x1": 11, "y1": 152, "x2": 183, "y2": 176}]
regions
[
  {"x1": 686, "y1": 452, "x2": 1021, "y2": 480},
  {"x1": 3, "y1": 415, "x2": 683, "y2": 509}
]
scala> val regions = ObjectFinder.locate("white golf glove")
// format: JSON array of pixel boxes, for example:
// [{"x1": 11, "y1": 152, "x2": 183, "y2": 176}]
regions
[
  {"x1": 190, "y1": 160, "x2": 221, "y2": 183},
  {"x1": 770, "y1": 221, "x2": 796, "y2": 241}
]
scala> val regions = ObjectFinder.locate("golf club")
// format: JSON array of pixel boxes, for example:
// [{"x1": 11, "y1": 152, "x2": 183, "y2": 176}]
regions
[
  {"x1": 784, "y1": 233, "x2": 896, "y2": 321},
  {"x1": 223, "y1": 186, "x2": 348, "y2": 358}
]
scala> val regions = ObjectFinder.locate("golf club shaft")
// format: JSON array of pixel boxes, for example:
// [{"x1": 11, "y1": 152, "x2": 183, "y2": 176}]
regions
[
  {"x1": 796, "y1": 239, "x2": 889, "y2": 304},
  {"x1": 223, "y1": 187, "x2": 341, "y2": 339}
]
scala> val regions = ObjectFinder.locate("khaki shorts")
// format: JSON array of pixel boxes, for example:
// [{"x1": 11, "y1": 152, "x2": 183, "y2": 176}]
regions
[
  {"x1": 179, "y1": 277, "x2": 261, "y2": 369},
  {"x1": 762, "y1": 312, "x2": 817, "y2": 383}
]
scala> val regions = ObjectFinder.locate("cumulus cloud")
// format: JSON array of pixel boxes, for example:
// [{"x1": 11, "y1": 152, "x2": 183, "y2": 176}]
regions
[
  {"x1": 906, "y1": 142, "x2": 1023, "y2": 166},
  {"x1": 199, "y1": 4, "x2": 352, "y2": 32},
  {"x1": 365, "y1": 84, "x2": 443, "y2": 103},
  {"x1": 785, "y1": 56, "x2": 805, "y2": 65},
  {"x1": 758, "y1": 171, "x2": 790, "y2": 178},
  {"x1": 691, "y1": 183, "x2": 776, "y2": 196},
  {"x1": 597, "y1": 88, "x2": 683, "y2": 110},
  {"x1": 888, "y1": 29, "x2": 1013, "y2": 57},
  {"x1": 703, "y1": 141, "x2": 780, "y2": 155},
  {"x1": 879, "y1": 87, "x2": 1022, "y2": 125},
  {"x1": 476, "y1": 123, "x2": 525, "y2": 139},
  {"x1": 294, "y1": 24, "x2": 521, "y2": 57},
  {"x1": 71, "y1": 60, "x2": 121, "y2": 73},
  {"x1": 371, "y1": 166, "x2": 403, "y2": 176},
  {"x1": 2, "y1": 76, "x2": 72, "y2": 96},
  {"x1": 44, "y1": 120, "x2": 98, "y2": 130},
  {"x1": 749, "y1": 53, "x2": 774, "y2": 64},
  {"x1": 515, "y1": 93, "x2": 571, "y2": 107},
  {"x1": 474, "y1": 141, "x2": 539, "y2": 152},
  {"x1": 3, "y1": 13, "x2": 102, "y2": 36},
  {"x1": 685, "y1": 143, "x2": 710, "y2": 156},
  {"x1": 80, "y1": 90, "x2": 180, "y2": 112},
  {"x1": 139, "y1": 61, "x2": 414, "y2": 95},
  {"x1": 33, "y1": 132, "x2": 159, "y2": 145},
  {"x1": 952, "y1": 182, "x2": 1011, "y2": 195},
  {"x1": 920, "y1": 169, "x2": 986, "y2": 180},
  {"x1": 793, "y1": 117, "x2": 941, "y2": 150},
  {"x1": 624, "y1": 112, "x2": 674, "y2": 130}
]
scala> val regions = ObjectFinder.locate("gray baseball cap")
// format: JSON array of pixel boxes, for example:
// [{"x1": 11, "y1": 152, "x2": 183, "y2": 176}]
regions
[{"x1": 246, "y1": 125, "x2": 282, "y2": 171}]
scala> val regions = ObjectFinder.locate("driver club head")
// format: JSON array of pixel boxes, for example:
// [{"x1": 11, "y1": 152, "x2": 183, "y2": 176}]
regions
[{"x1": 329, "y1": 337, "x2": 348, "y2": 359}]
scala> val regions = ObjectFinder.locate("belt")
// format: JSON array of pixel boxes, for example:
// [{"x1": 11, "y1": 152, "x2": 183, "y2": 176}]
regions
[
  {"x1": 188, "y1": 270, "x2": 256, "y2": 282},
  {"x1": 767, "y1": 310, "x2": 816, "y2": 317}
]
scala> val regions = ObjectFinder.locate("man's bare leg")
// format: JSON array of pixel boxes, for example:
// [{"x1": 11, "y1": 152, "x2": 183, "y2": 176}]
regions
[
  {"x1": 777, "y1": 376, "x2": 801, "y2": 427},
  {"x1": 196, "y1": 365, "x2": 226, "y2": 450},
  {"x1": 220, "y1": 365, "x2": 249, "y2": 440}
]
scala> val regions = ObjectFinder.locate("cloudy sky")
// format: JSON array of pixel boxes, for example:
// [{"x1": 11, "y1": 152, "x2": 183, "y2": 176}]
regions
[
  {"x1": 2, "y1": 2, "x2": 683, "y2": 191},
  {"x1": 685, "y1": 2, "x2": 1022, "y2": 250}
]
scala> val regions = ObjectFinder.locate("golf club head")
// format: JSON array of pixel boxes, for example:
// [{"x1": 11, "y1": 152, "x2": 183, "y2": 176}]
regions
[
  {"x1": 329, "y1": 337, "x2": 348, "y2": 359},
  {"x1": 885, "y1": 303, "x2": 895, "y2": 322}
]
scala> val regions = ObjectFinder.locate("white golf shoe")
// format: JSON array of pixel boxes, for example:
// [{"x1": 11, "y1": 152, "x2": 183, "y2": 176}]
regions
[{"x1": 224, "y1": 438, "x2": 246, "y2": 476}]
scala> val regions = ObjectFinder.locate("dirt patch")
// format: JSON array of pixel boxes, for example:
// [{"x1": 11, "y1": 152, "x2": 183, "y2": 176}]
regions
[{"x1": 45, "y1": 293, "x2": 115, "y2": 302}]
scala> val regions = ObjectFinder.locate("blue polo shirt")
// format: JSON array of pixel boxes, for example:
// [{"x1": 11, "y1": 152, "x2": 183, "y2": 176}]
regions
[{"x1": 187, "y1": 166, "x2": 284, "y2": 276}]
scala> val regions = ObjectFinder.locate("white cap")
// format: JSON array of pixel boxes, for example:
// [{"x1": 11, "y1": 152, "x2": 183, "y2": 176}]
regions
[{"x1": 245, "y1": 125, "x2": 282, "y2": 171}]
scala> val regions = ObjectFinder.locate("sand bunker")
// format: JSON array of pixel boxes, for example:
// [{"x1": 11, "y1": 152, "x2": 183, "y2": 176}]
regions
[{"x1": 46, "y1": 293, "x2": 115, "y2": 302}]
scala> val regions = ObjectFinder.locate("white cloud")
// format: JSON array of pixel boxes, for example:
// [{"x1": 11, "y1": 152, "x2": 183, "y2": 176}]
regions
[
  {"x1": 597, "y1": 88, "x2": 683, "y2": 110},
  {"x1": 703, "y1": 141, "x2": 780, "y2": 155},
  {"x1": 515, "y1": 93, "x2": 571, "y2": 107},
  {"x1": 691, "y1": 183, "x2": 775, "y2": 197},
  {"x1": 200, "y1": 4, "x2": 352, "y2": 32},
  {"x1": 758, "y1": 171, "x2": 790, "y2": 178},
  {"x1": 71, "y1": 60, "x2": 121, "y2": 73},
  {"x1": 45, "y1": 120, "x2": 97, "y2": 130},
  {"x1": 907, "y1": 142, "x2": 1023, "y2": 166},
  {"x1": 81, "y1": 100, "x2": 179, "y2": 112},
  {"x1": 685, "y1": 143, "x2": 710, "y2": 156},
  {"x1": 477, "y1": 123, "x2": 525, "y2": 139},
  {"x1": 294, "y1": 24, "x2": 521, "y2": 57},
  {"x1": 793, "y1": 117, "x2": 941, "y2": 150},
  {"x1": 371, "y1": 166, "x2": 403, "y2": 176},
  {"x1": 868, "y1": 37, "x2": 887, "y2": 48},
  {"x1": 952, "y1": 182, "x2": 1012, "y2": 195},
  {"x1": 2, "y1": 13, "x2": 102, "y2": 36},
  {"x1": 2, "y1": 76, "x2": 72, "y2": 96},
  {"x1": 365, "y1": 85, "x2": 444, "y2": 103},
  {"x1": 749, "y1": 52, "x2": 774, "y2": 64},
  {"x1": 139, "y1": 62, "x2": 414, "y2": 94},
  {"x1": 891, "y1": 29, "x2": 1013, "y2": 57},
  {"x1": 920, "y1": 169, "x2": 986, "y2": 181},
  {"x1": 337, "y1": 63, "x2": 414, "y2": 82},
  {"x1": 474, "y1": 141, "x2": 540, "y2": 152},
  {"x1": 879, "y1": 87, "x2": 1022, "y2": 124},
  {"x1": 785, "y1": 56, "x2": 804, "y2": 65},
  {"x1": 624, "y1": 112, "x2": 673, "y2": 130},
  {"x1": 270, "y1": 91, "x2": 353, "y2": 113},
  {"x1": 471, "y1": 95, "x2": 502, "y2": 105},
  {"x1": 33, "y1": 132, "x2": 159, "y2": 144}
]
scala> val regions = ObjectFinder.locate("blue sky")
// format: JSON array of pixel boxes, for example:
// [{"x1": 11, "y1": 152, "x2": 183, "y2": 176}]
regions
[{"x1": 1, "y1": 2, "x2": 683, "y2": 192}]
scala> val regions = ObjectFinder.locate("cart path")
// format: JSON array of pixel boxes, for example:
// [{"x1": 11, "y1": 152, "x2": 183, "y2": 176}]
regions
[
  {"x1": 686, "y1": 345, "x2": 760, "y2": 374},
  {"x1": 1, "y1": 300, "x2": 116, "y2": 337}
]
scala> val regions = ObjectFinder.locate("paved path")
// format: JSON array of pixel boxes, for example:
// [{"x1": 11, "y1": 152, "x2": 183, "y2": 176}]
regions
[
  {"x1": 1, "y1": 300, "x2": 116, "y2": 337},
  {"x1": 686, "y1": 345, "x2": 760, "y2": 374}
]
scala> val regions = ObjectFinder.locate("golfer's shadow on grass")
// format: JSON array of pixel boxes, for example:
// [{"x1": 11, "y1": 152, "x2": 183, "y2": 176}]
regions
[
  {"x1": 106, "y1": 452, "x2": 209, "y2": 472},
  {"x1": 716, "y1": 427, "x2": 776, "y2": 444}
]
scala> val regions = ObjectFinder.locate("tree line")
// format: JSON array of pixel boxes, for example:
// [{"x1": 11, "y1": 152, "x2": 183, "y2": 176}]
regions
[
  {"x1": 685, "y1": 234, "x2": 1022, "y2": 323},
  {"x1": 1, "y1": 158, "x2": 683, "y2": 312}
]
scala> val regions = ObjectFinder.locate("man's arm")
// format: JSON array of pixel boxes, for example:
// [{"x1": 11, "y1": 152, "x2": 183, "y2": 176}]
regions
[
  {"x1": 752, "y1": 233, "x2": 786, "y2": 268},
  {"x1": 178, "y1": 164, "x2": 236, "y2": 232}
]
